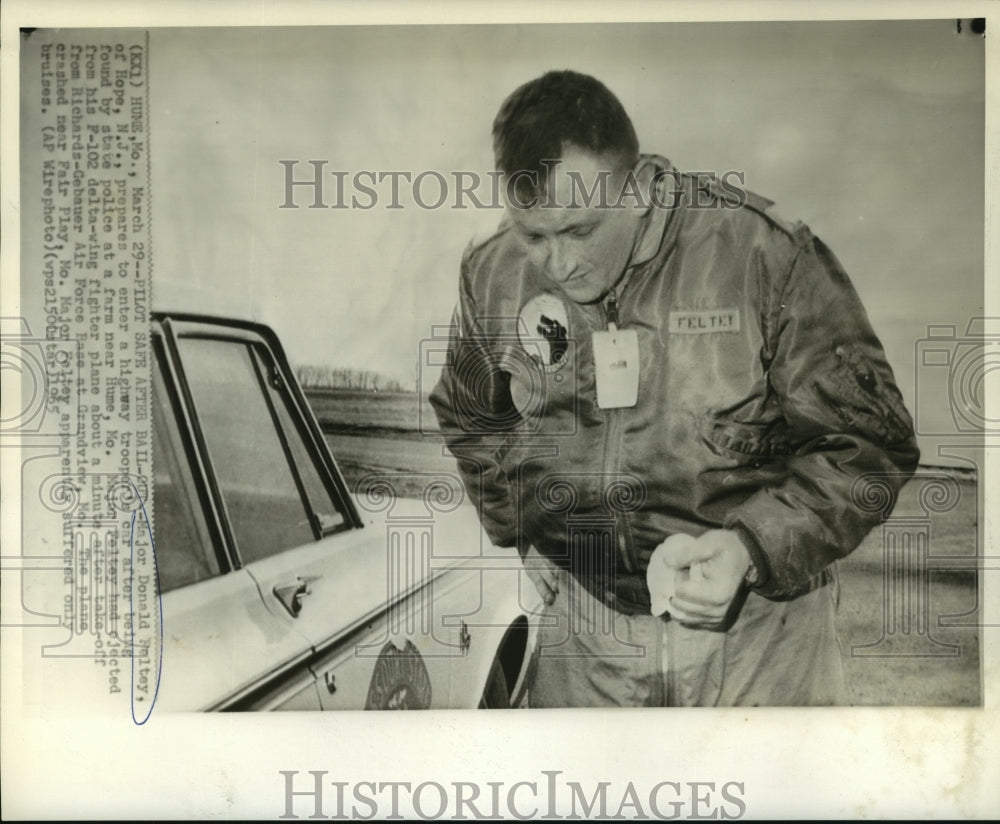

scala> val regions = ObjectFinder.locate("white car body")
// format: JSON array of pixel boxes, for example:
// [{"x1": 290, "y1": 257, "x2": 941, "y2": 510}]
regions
[{"x1": 150, "y1": 313, "x2": 541, "y2": 711}]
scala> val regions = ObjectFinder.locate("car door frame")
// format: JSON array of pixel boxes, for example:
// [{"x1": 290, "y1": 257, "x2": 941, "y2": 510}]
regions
[{"x1": 153, "y1": 313, "x2": 366, "y2": 710}]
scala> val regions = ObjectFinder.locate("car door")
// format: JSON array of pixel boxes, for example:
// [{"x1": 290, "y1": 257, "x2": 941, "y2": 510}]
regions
[
  {"x1": 152, "y1": 326, "x2": 323, "y2": 711},
  {"x1": 164, "y1": 318, "x2": 478, "y2": 709},
  {"x1": 155, "y1": 314, "x2": 537, "y2": 711}
]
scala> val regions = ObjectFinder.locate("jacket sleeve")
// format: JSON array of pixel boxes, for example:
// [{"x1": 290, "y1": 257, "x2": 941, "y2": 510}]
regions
[
  {"x1": 723, "y1": 231, "x2": 920, "y2": 598},
  {"x1": 428, "y1": 251, "x2": 524, "y2": 550}
]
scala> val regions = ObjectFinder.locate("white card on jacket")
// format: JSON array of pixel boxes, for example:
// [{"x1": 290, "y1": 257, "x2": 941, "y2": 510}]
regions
[{"x1": 592, "y1": 328, "x2": 639, "y2": 408}]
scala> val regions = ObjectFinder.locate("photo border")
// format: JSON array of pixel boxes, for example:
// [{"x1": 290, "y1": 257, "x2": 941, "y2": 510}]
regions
[{"x1": 1, "y1": 0, "x2": 996, "y2": 819}]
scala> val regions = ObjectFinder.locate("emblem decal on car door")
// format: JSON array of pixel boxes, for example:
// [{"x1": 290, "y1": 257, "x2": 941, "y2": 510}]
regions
[{"x1": 364, "y1": 640, "x2": 432, "y2": 710}]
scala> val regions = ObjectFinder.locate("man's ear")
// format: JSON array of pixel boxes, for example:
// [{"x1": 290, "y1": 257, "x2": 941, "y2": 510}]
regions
[{"x1": 623, "y1": 157, "x2": 657, "y2": 218}]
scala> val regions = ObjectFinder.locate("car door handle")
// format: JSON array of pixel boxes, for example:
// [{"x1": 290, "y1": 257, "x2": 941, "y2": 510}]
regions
[{"x1": 273, "y1": 576, "x2": 320, "y2": 617}]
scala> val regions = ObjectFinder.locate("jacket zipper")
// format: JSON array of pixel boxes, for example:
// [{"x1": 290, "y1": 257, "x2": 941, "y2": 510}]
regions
[{"x1": 599, "y1": 292, "x2": 636, "y2": 575}]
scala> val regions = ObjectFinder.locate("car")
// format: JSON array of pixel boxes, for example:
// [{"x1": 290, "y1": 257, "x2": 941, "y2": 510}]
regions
[{"x1": 149, "y1": 312, "x2": 541, "y2": 711}]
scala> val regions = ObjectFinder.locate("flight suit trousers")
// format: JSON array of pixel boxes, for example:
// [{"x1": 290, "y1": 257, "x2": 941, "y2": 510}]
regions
[{"x1": 528, "y1": 569, "x2": 847, "y2": 707}]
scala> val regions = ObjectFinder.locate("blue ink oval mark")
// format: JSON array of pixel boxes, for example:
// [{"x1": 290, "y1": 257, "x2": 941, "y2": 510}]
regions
[{"x1": 129, "y1": 482, "x2": 163, "y2": 725}]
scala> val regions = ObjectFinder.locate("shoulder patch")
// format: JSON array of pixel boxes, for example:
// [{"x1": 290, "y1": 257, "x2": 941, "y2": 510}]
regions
[{"x1": 518, "y1": 292, "x2": 571, "y2": 371}]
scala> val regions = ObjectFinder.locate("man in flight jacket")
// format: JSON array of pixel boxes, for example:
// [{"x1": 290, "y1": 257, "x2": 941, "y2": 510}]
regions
[{"x1": 429, "y1": 70, "x2": 919, "y2": 706}]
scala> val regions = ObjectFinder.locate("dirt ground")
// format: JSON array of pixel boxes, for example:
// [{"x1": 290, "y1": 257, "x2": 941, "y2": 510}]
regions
[{"x1": 835, "y1": 475, "x2": 981, "y2": 706}]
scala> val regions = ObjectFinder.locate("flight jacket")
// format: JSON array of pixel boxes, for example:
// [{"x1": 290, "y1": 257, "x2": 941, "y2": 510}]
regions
[{"x1": 429, "y1": 157, "x2": 919, "y2": 614}]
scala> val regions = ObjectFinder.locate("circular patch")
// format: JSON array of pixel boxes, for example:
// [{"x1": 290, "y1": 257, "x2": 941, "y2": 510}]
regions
[
  {"x1": 364, "y1": 640, "x2": 432, "y2": 710},
  {"x1": 518, "y1": 293, "x2": 571, "y2": 372}
]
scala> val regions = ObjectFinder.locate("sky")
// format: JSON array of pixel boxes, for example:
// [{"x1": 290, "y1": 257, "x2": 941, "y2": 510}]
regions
[{"x1": 148, "y1": 19, "x2": 986, "y2": 463}]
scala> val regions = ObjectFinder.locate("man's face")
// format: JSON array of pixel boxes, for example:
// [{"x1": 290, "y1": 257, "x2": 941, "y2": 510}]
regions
[{"x1": 506, "y1": 147, "x2": 644, "y2": 305}]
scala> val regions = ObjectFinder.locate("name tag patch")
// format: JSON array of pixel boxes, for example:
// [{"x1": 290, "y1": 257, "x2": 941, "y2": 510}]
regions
[{"x1": 669, "y1": 308, "x2": 740, "y2": 334}]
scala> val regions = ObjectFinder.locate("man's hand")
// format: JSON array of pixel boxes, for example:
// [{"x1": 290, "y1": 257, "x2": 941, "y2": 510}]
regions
[
  {"x1": 521, "y1": 543, "x2": 563, "y2": 606},
  {"x1": 652, "y1": 530, "x2": 752, "y2": 630}
]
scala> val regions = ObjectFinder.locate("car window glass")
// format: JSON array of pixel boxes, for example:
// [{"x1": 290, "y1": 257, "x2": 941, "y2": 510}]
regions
[
  {"x1": 255, "y1": 348, "x2": 345, "y2": 534},
  {"x1": 177, "y1": 337, "x2": 333, "y2": 564},
  {"x1": 152, "y1": 342, "x2": 221, "y2": 592}
]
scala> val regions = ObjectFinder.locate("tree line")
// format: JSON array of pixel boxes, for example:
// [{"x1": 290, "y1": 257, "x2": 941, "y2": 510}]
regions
[{"x1": 293, "y1": 364, "x2": 411, "y2": 393}]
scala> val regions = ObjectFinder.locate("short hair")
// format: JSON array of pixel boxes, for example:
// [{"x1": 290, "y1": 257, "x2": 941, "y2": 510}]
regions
[{"x1": 492, "y1": 70, "x2": 639, "y2": 204}]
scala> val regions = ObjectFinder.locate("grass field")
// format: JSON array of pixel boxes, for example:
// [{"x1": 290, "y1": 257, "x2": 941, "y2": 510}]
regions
[{"x1": 307, "y1": 387, "x2": 982, "y2": 706}]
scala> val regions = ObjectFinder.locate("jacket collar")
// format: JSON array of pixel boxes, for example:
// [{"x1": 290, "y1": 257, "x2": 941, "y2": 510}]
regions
[{"x1": 628, "y1": 154, "x2": 682, "y2": 271}]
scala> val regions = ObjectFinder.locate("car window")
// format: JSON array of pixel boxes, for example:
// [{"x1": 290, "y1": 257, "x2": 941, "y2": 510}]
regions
[
  {"x1": 152, "y1": 340, "x2": 222, "y2": 592},
  {"x1": 263, "y1": 366, "x2": 346, "y2": 534},
  {"x1": 176, "y1": 336, "x2": 343, "y2": 565}
]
